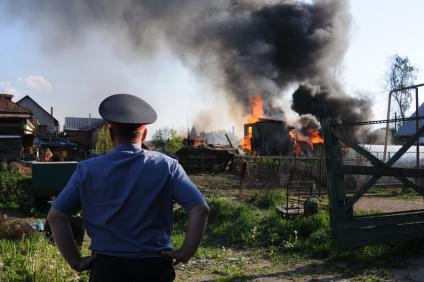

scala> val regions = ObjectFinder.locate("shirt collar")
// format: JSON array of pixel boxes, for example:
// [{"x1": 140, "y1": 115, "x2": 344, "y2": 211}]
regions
[{"x1": 114, "y1": 143, "x2": 143, "y2": 153}]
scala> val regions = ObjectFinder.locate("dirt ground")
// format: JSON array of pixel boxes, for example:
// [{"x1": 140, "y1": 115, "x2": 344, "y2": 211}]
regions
[
  {"x1": 176, "y1": 254, "x2": 424, "y2": 281},
  {"x1": 355, "y1": 196, "x2": 424, "y2": 213}
]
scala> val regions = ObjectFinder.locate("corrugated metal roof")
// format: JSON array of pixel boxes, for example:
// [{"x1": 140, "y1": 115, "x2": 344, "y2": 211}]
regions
[
  {"x1": 395, "y1": 103, "x2": 424, "y2": 143},
  {"x1": 64, "y1": 117, "x2": 105, "y2": 131}
]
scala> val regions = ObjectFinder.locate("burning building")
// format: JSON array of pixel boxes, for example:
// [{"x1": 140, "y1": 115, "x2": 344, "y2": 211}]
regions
[
  {"x1": 244, "y1": 118, "x2": 290, "y2": 156},
  {"x1": 241, "y1": 96, "x2": 324, "y2": 157},
  {"x1": 241, "y1": 96, "x2": 290, "y2": 155}
]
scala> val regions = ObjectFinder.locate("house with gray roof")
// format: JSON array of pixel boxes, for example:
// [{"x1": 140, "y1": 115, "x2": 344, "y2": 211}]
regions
[
  {"x1": 17, "y1": 95, "x2": 59, "y2": 135},
  {"x1": 395, "y1": 103, "x2": 424, "y2": 144},
  {"x1": 64, "y1": 117, "x2": 106, "y2": 150}
]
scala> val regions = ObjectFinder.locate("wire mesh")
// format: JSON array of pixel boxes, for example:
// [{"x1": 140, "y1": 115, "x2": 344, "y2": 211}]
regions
[
  {"x1": 233, "y1": 155, "x2": 325, "y2": 216},
  {"x1": 335, "y1": 116, "x2": 424, "y2": 216}
]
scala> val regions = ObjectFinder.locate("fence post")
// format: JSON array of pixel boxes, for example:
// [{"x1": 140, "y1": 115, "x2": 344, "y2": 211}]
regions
[
  {"x1": 322, "y1": 119, "x2": 347, "y2": 245},
  {"x1": 319, "y1": 158, "x2": 323, "y2": 197}
]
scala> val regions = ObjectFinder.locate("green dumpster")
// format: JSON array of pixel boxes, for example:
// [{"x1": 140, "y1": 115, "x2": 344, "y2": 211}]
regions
[{"x1": 32, "y1": 161, "x2": 78, "y2": 199}]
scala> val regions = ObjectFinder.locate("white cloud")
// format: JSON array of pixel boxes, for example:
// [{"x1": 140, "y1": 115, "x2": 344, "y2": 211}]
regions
[
  {"x1": 24, "y1": 75, "x2": 54, "y2": 93},
  {"x1": 0, "y1": 81, "x2": 17, "y2": 95}
]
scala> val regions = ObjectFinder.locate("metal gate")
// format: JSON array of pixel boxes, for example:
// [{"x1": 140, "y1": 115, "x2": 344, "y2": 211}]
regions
[{"x1": 322, "y1": 117, "x2": 424, "y2": 248}]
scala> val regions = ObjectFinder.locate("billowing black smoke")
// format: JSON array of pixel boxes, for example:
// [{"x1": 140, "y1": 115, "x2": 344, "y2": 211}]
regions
[
  {"x1": 1, "y1": 0, "x2": 371, "y2": 126},
  {"x1": 189, "y1": 0, "x2": 352, "y2": 114},
  {"x1": 292, "y1": 84, "x2": 371, "y2": 124}
]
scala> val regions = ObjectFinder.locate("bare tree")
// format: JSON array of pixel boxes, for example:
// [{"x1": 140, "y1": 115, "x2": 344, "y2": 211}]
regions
[{"x1": 385, "y1": 54, "x2": 418, "y2": 124}]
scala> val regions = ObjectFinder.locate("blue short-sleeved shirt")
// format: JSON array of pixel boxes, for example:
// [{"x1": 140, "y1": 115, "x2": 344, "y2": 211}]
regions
[{"x1": 53, "y1": 143, "x2": 206, "y2": 258}]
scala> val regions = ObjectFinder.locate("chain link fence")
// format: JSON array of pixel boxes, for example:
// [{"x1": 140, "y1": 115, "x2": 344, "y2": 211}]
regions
[
  {"x1": 233, "y1": 155, "x2": 325, "y2": 216},
  {"x1": 335, "y1": 116, "x2": 424, "y2": 215}
]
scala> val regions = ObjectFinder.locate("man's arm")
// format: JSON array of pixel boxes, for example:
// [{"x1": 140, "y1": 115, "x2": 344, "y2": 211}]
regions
[
  {"x1": 162, "y1": 202, "x2": 210, "y2": 264},
  {"x1": 47, "y1": 207, "x2": 95, "y2": 271}
]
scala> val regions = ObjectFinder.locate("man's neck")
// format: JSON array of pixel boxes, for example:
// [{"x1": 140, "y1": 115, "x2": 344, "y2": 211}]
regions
[{"x1": 113, "y1": 140, "x2": 142, "y2": 148}]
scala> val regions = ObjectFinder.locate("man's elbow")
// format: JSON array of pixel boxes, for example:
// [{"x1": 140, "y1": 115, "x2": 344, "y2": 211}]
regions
[
  {"x1": 47, "y1": 207, "x2": 70, "y2": 223},
  {"x1": 191, "y1": 202, "x2": 210, "y2": 217},
  {"x1": 203, "y1": 203, "x2": 210, "y2": 215},
  {"x1": 199, "y1": 203, "x2": 210, "y2": 217}
]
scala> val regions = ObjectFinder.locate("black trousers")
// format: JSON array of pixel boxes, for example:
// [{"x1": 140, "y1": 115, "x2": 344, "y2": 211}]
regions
[{"x1": 89, "y1": 255, "x2": 175, "y2": 282}]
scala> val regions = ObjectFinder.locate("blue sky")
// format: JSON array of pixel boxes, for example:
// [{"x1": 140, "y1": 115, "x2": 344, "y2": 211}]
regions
[{"x1": 1, "y1": 0, "x2": 423, "y2": 137}]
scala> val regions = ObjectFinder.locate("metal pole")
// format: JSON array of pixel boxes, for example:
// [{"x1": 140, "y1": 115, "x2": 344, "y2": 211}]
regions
[
  {"x1": 201, "y1": 152, "x2": 204, "y2": 172},
  {"x1": 383, "y1": 92, "x2": 392, "y2": 161},
  {"x1": 319, "y1": 158, "x2": 323, "y2": 197},
  {"x1": 394, "y1": 112, "x2": 397, "y2": 132},
  {"x1": 416, "y1": 88, "x2": 420, "y2": 168}
]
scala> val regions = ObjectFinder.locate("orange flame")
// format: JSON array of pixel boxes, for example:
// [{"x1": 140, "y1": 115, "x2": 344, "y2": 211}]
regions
[
  {"x1": 307, "y1": 128, "x2": 324, "y2": 145},
  {"x1": 242, "y1": 96, "x2": 264, "y2": 153},
  {"x1": 246, "y1": 96, "x2": 264, "y2": 124},
  {"x1": 288, "y1": 128, "x2": 306, "y2": 157},
  {"x1": 288, "y1": 128, "x2": 324, "y2": 157},
  {"x1": 193, "y1": 137, "x2": 202, "y2": 147},
  {"x1": 242, "y1": 126, "x2": 253, "y2": 151}
]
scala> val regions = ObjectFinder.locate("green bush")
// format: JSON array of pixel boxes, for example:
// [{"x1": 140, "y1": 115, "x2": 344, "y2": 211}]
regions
[
  {"x1": 258, "y1": 209, "x2": 330, "y2": 252},
  {"x1": 299, "y1": 228, "x2": 332, "y2": 257},
  {"x1": 173, "y1": 197, "x2": 332, "y2": 257},
  {"x1": 206, "y1": 198, "x2": 260, "y2": 246},
  {"x1": 1, "y1": 161, "x2": 8, "y2": 172},
  {"x1": 250, "y1": 190, "x2": 285, "y2": 209},
  {"x1": 0, "y1": 171, "x2": 33, "y2": 212}
]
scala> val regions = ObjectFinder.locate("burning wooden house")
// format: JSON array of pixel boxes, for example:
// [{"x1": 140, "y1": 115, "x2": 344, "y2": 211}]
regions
[
  {"x1": 243, "y1": 118, "x2": 291, "y2": 156},
  {"x1": 241, "y1": 96, "x2": 324, "y2": 157}
]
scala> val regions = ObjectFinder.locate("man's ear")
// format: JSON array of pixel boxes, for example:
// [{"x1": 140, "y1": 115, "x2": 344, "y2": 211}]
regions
[{"x1": 141, "y1": 128, "x2": 148, "y2": 142}]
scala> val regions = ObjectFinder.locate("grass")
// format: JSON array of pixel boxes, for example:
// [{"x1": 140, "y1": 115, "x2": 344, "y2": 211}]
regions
[
  {"x1": 0, "y1": 194, "x2": 421, "y2": 281},
  {"x1": 3, "y1": 173, "x2": 424, "y2": 281},
  {"x1": 249, "y1": 190, "x2": 285, "y2": 209},
  {"x1": 0, "y1": 234, "x2": 90, "y2": 281}
]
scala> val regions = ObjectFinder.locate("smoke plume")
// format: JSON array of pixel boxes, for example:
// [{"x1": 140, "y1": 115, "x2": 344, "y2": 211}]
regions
[
  {"x1": 1, "y1": 0, "x2": 371, "y2": 127},
  {"x1": 292, "y1": 83, "x2": 371, "y2": 124}
]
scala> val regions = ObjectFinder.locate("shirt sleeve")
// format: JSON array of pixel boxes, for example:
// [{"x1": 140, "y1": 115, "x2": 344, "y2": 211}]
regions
[
  {"x1": 172, "y1": 161, "x2": 206, "y2": 211},
  {"x1": 52, "y1": 164, "x2": 82, "y2": 215}
]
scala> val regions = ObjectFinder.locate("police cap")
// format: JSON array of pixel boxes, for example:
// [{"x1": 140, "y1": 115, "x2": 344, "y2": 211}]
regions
[{"x1": 99, "y1": 94, "x2": 157, "y2": 125}]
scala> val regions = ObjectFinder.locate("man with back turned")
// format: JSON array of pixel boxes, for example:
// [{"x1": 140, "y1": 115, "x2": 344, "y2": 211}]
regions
[{"x1": 47, "y1": 93, "x2": 210, "y2": 281}]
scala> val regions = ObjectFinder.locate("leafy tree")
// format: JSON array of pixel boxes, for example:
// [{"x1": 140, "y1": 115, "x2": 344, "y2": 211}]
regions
[
  {"x1": 385, "y1": 54, "x2": 418, "y2": 124},
  {"x1": 151, "y1": 127, "x2": 183, "y2": 154},
  {"x1": 165, "y1": 129, "x2": 184, "y2": 154},
  {"x1": 95, "y1": 125, "x2": 113, "y2": 153},
  {"x1": 150, "y1": 127, "x2": 171, "y2": 149}
]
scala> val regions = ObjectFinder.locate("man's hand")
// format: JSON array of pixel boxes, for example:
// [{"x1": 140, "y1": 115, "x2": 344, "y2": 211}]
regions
[
  {"x1": 71, "y1": 255, "x2": 97, "y2": 272},
  {"x1": 162, "y1": 203, "x2": 210, "y2": 265},
  {"x1": 161, "y1": 249, "x2": 190, "y2": 265}
]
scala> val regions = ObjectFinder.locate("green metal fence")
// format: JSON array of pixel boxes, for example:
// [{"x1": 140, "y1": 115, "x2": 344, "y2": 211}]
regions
[{"x1": 323, "y1": 117, "x2": 424, "y2": 248}]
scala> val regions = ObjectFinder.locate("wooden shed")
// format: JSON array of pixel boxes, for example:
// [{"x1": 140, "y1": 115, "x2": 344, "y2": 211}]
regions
[
  {"x1": 0, "y1": 94, "x2": 38, "y2": 161},
  {"x1": 64, "y1": 117, "x2": 105, "y2": 150}
]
